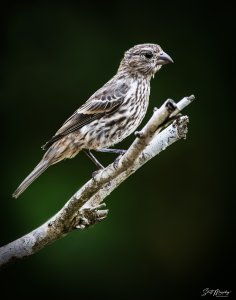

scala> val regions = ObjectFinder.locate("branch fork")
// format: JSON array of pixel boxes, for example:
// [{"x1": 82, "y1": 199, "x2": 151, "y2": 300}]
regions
[{"x1": 0, "y1": 95, "x2": 195, "y2": 268}]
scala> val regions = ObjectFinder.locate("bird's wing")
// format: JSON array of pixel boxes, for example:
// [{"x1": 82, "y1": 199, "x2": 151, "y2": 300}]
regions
[
  {"x1": 42, "y1": 84, "x2": 128, "y2": 150},
  {"x1": 57, "y1": 97, "x2": 123, "y2": 135}
]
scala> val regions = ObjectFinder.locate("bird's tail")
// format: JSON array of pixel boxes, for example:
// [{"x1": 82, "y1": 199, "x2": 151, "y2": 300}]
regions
[{"x1": 12, "y1": 160, "x2": 49, "y2": 199}]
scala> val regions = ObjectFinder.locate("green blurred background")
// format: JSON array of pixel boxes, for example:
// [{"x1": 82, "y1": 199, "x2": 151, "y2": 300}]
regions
[{"x1": 1, "y1": 1, "x2": 234, "y2": 299}]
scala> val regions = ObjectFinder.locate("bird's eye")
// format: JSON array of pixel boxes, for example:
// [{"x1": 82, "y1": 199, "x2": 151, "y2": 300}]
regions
[{"x1": 144, "y1": 52, "x2": 153, "y2": 59}]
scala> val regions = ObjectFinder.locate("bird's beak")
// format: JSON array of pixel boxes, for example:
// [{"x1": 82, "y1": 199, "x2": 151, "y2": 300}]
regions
[{"x1": 157, "y1": 51, "x2": 174, "y2": 65}]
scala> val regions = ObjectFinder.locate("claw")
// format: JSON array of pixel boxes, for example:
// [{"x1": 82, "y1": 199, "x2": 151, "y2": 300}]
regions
[
  {"x1": 92, "y1": 169, "x2": 103, "y2": 178},
  {"x1": 134, "y1": 131, "x2": 144, "y2": 138},
  {"x1": 113, "y1": 155, "x2": 122, "y2": 169},
  {"x1": 165, "y1": 99, "x2": 177, "y2": 113}
]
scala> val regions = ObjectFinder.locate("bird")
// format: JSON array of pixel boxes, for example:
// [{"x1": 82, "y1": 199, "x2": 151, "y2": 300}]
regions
[{"x1": 12, "y1": 43, "x2": 173, "y2": 198}]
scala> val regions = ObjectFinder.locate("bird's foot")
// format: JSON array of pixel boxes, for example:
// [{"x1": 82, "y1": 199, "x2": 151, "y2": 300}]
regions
[
  {"x1": 165, "y1": 99, "x2": 177, "y2": 113},
  {"x1": 92, "y1": 168, "x2": 104, "y2": 178},
  {"x1": 113, "y1": 154, "x2": 123, "y2": 169},
  {"x1": 75, "y1": 203, "x2": 108, "y2": 229},
  {"x1": 134, "y1": 130, "x2": 144, "y2": 138}
]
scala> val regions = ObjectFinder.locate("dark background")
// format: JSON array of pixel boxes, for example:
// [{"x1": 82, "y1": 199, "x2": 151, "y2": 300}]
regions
[{"x1": 0, "y1": 1, "x2": 235, "y2": 299}]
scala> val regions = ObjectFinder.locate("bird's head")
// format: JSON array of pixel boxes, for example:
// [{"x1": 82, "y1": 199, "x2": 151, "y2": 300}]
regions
[{"x1": 119, "y1": 43, "x2": 173, "y2": 77}]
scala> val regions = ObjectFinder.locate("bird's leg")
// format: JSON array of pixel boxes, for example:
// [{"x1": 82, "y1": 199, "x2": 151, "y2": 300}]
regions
[
  {"x1": 96, "y1": 148, "x2": 126, "y2": 155},
  {"x1": 95, "y1": 148, "x2": 126, "y2": 171},
  {"x1": 83, "y1": 150, "x2": 104, "y2": 169}
]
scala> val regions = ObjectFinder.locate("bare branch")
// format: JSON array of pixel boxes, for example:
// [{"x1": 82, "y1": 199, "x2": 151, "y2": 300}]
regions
[{"x1": 0, "y1": 95, "x2": 195, "y2": 268}]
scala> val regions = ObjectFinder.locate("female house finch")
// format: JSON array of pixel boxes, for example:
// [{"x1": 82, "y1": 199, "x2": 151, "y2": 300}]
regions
[{"x1": 13, "y1": 43, "x2": 173, "y2": 198}]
